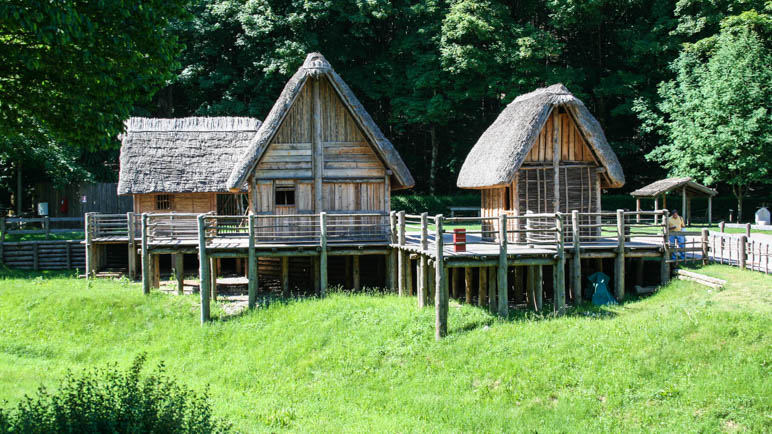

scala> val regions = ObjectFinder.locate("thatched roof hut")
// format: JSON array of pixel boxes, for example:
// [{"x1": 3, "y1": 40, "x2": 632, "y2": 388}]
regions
[
  {"x1": 227, "y1": 53, "x2": 414, "y2": 192},
  {"x1": 118, "y1": 117, "x2": 261, "y2": 195},
  {"x1": 631, "y1": 177, "x2": 717, "y2": 224},
  {"x1": 457, "y1": 84, "x2": 624, "y2": 189}
]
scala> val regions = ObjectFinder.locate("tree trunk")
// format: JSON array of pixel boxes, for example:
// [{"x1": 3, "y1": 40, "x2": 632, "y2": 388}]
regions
[
  {"x1": 733, "y1": 184, "x2": 745, "y2": 222},
  {"x1": 429, "y1": 125, "x2": 438, "y2": 194}
]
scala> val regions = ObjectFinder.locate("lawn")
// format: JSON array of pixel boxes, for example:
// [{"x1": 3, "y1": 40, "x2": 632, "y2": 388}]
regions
[{"x1": 0, "y1": 265, "x2": 769, "y2": 432}]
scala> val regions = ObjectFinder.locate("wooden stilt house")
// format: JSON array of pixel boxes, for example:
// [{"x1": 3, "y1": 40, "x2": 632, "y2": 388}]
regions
[
  {"x1": 457, "y1": 84, "x2": 625, "y2": 235},
  {"x1": 227, "y1": 53, "x2": 414, "y2": 216},
  {"x1": 118, "y1": 117, "x2": 261, "y2": 214}
]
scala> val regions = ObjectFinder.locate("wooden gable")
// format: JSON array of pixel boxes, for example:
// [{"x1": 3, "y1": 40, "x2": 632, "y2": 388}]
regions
[
  {"x1": 254, "y1": 77, "x2": 385, "y2": 180},
  {"x1": 524, "y1": 110, "x2": 597, "y2": 164}
]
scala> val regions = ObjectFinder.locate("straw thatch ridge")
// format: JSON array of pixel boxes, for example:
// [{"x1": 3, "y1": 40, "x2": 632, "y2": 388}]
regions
[
  {"x1": 226, "y1": 53, "x2": 415, "y2": 191},
  {"x1": 456, "y1": 84, "x2": 625, "y2": 189},
  {"x1": 630, "y1": 177, "x2": 717, "y2": 198},
  {"x1": 118, "y1": 116, "x2": 261, "y2": 195}
]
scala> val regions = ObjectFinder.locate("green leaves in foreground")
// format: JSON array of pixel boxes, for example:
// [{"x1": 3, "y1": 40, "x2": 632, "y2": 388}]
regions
[{"x1": 0, "y1": 353, "x2": 231, "y2": 434}]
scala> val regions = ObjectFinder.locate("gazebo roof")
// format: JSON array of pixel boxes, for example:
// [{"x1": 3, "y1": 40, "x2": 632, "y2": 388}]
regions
[{"x1": 630, "y1": 177, "x2": 717, "y2": 198}]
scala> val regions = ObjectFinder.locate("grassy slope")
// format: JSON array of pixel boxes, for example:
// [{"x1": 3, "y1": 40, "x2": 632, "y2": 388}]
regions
[{"x1": 0, "y1": 266, "x2": 769, "y2": 432}]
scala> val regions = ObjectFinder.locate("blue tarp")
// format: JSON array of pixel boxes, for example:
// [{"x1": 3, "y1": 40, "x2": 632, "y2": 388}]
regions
[{"x1": 588, "y1": 272, "x2": 617, "y2": 305}]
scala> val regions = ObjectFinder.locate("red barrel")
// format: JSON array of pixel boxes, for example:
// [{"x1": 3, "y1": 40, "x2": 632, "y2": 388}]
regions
[{"x1": 453, "y1": 228, "x2": 466, "y2": 252}]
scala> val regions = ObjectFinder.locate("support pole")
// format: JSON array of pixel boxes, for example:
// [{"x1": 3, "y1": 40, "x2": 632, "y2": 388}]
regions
[
  {"x1": 661, "y1": 210, "x2": 670, "y2": 285},
  {"x1": 614, "y1": 209, "x2": 625, "y2": 302},
  {"x1": 197, "y1": 215, "x2": 210, "y2": 323},
  {"x1": 708, "y1": 196, "x2": 712, "y2": 225},
  {"x1": 387, "y1": 211, "x2": 397, "y2": 290},
  {"x1": 435, "y1": 215, "x2": 447, "y2": 340},
  {"x1": 141, "y1": 213, "x2": 149, "y2": 293},
  {"x1": 398, "y1": 210, "x2": 406, "y2": 296},
  {"x1": 175, "y1": 254, "x2": 184, "y2": 295},
  {"x1": 464, "y1": 267, "x2": 473, "y2": 304},
  {"x1": 682, "y1": 187, "x2": 687, "y2": 224},
  {"x1": 571, "y1": 210, "x2": 582, "y2": 304},
  {"x1": 488, "y1": 266, "x2": 498, "y2": 314},
  {"x1": 478, "y1": 266, "x2": 487, "y2": 307},
  {"x1": 209, "y1": 258, "x2": 217, "y2": 300},
  {"x1": 353, "y1": 255, "x2": 361, "y2": 291},
  {"x1": 417, "y1": 212, "x2": 428, "y2": 307},
  {"x1": 320, "y1": 212, "x2": 328, "y2": 296},
  {"x1": 739, "y1": 235, "x2": 747, "y2": 270},
  {"x1": 701, "y1": 228, "x2": 709, "y2": 266},
  {"x1": 451, "y1": 267, "x2": 459, "y2": 299},
  {"x1": 127, "y1": 212, "x2": 137, "y2": 280},
  {"x1": 497, "y1": 213, "x2": 508, "y2": 317},
  {"x1": 555, "y1": 214, "x2": 566, "y2": 312},
  {"x1": 85, "y1": 212, "x2": 94, "y2": 279},
  {"x1": 535, "y1": 265, "x2": 543, "y2": 312},
  {"x1": 527, "y1": 265, "x2": 535, "y2": 310},
  {"x1": 248, "y1": 215, "x2": 257, "y2": 309},
  {"x1": 281, "y1": 256, "x2": 289, "y2": 297},
  {"x1": 635, "y1": 198, "x2": 641, "y2": 223}
]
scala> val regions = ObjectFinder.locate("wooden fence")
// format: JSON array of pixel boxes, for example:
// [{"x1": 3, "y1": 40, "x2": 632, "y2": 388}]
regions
[
  {"x1": 0, "y1": 240, "x2": 85, "y2": 270},
  {"x1": 708, "y1": 232, "x2": 770, "y2": 273}
]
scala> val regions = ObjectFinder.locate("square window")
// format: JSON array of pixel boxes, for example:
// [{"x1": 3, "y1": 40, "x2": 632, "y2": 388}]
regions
[
  {"x1": 156, "y1": 194, "x2": 171, "y2": 210},
  {"x1": 275, "y1": 188, "x2": 295, "y2": 206}
]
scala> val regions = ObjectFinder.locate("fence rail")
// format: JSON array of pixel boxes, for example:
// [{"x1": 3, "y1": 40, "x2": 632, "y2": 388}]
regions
[
  {"x1": 0, "y1": 240, "x2": 85, "y2": 270},
  {"x1": 1, "y1": 216, "x2": 85, "y2": 239}
]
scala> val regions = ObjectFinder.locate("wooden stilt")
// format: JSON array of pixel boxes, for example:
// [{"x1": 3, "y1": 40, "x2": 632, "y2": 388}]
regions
[
  {"x1": 555, "y1": 215, "x2": 566, "y2": 312},
  {"x1": 320, "y1": 212, "x2": 328, "y2": 296},
  {"x1": 281, "y1": 256, "x2": 289, "y2": 297},
  {"x1": 417, "y1": 256, "x2": 426, "y2": 308},
  {"x1": 513, "y1": 267, "x2": 523, "y2": 305},
  {"x1": 197, "y1": 215, "x2": 210, "y2": 323},
  {"x1": 535, "y1": 265, "x2": 543, "y2": 312},
  {"x1": 464, "y1": 267, "x2": 473, "y2": 304},
  {"x1": 248, "y1": 215, "x2": 257, "y2": 309},
  {"x1": 398, "y1": 211, "x2": 406, "y2": 296},
  {"x1": 614, "y1": 209, "x2": 625, "y2": 301},
  {"x1": 435, "y1": 215, "x2": 447, "y2": 340},
  {"x1": 175, "y1": 254, "x2": 184, "y2": 295},
  {"x1": 527, "y1": 265, "x2": 535, "y2": 310},
  {"x1": 451, "y1": 267, "x2": 459, "y2": 299},
  {"x1": 497, "y1": 214, "x2": 508, "y2": 316},
  {"x1": 353, "y1": 255, "x2": 361, "y2": 291},
  {"x1": 153, "y1": 254, "x2": 161, "y2": 289},
  {"x1": 209, "y1": 258, "x2": 217, "y2": 300},
  {"x1": 141, "y1": 214, "x2": 150, "y2": 293},
  {"x1": 571, "y1": 210, "x2": 582, "y2": 304},
  {"x1": 661, "y1": 210, "x2": 670, "y2": 285},
  {"x1": 127, "y1": 212, "x2": 137, "y2": 280},
  {"x1": 478, "y1": 266, "x2": 488, "y2": 307}
]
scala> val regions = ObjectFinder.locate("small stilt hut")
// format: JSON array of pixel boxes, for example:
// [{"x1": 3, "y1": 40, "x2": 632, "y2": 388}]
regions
[
  {"x1": 118, "y1": 117, "x2": 261, "y2": 214},
  {"x1": 630, "y1": 177, "x2": 717, "y2": 225},
  {"x1": 457, "y1": 84, "x2": 625, "y2": 235}
]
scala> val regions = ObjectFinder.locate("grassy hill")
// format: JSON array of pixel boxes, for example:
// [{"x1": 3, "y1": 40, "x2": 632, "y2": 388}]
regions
[{"x1": 0, "y1": 265, "x2": 769, "y2": 432}]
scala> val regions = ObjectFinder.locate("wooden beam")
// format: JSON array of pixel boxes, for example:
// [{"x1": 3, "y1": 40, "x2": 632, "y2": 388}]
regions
[
  {"x1": 614, "y1": 209, "x2": 625, "y2": 301},
  {"x1": 464, "y1": 267, "x2": 473, "y2": 303},
  {"x1": 535, "y1": 265, "x2": 543, "y2": 312},
  {"x1": 197, "y1": 215, "x2": 210, "y2": 323},
  {"x1": 478, "y1": 265, "x2": 487, "y2": 307},
  {"x1": 175, "y1": 254, "x2": 184, "y2": 295},
  {"x1": 353, "y1": 254, "x2": 361, "y2": 291},
  {"x1": 435, "y1": 215, "x2": 447, "y2": 340},
  {"x1": 209, "y1": 258, "x2": 217, "y2": 300},
  {"x1": 497, "y1": 213, "x2": 508, "y2": 317}
]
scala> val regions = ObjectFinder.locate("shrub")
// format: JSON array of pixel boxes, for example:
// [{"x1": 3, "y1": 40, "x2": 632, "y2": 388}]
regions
[{"x1": 0, "y1": 354, "x2": 230, "y2": 433}]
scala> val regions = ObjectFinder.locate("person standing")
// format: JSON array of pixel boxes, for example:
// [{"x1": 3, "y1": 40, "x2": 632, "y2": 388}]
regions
[{"x1": 668, "y1": 209, "x2": 686, "y2": 260}]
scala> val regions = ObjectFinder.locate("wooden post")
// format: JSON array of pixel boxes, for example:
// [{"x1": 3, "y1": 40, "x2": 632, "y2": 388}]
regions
[
  {"x1": 488, "y1": 266, "x2": 498, "y2": 314},
  {"x1": 526, "y1": 266, "x2": 535, "y2": 309},
  {"x1": 127, "y1": 212, "x2": 137, "y2": 280},
  {"x1": 85, "y1": 212, "x2": 94, "y2": 279},
  {"x1": 701, "y1": 228, "x2": 709, "y2": 266},
  {"x1": 386, "y1": 211, "x2": 397, "y2": 290},
  {"x1": 682, "y1": 187, "x2": 687, "y2": 224},
  {"x1": 141, "y1": 214, "x2": 149, "y2": 293},
  {"x1": 739, "y1": 235, "x2": 747, "y2": 269},
  {"x1": 497, "y1": 213, "x2": 508, "y2": 317},
  {"x1": 478, "y1": 266, "x2": 487, "y2": 306},
  {"x1": 661, "y1": 210, "x2": 670, "y2": 285},
  {"x1": 451, "y1": 267, "x2": 459, "y2": 299},
  {"x1": 320, "y1": 212, "x2": 328, "y2": 296},
  {"x1": 44, "y1": 216, "x2": 50, "y2": 239},
  {"x1": 248, "y1": 215, "x2": 257, "y2": 309},
  {"x1": 535, "y1": 265, "x2": 543, "y2": 312},
  {"x1": 654, "y1": 198, "x2": 659, "y2": 224},
  {"x1": 614, "y1": 209, "x2": 625, "y2": 302},
  {"x1": 353, "y1": 255, "x2": 361, "y2": 291},
  {"x1": 197, "y1": 215, "x2": 210, "y2": 323},
  {"x1": 513, "y1": 267, "x2": 523, "y2": 305},
  {"x1": 175, "y1": 254, "x2": 184, "y2": 295},
  {"x1": 417, "y1": 212, "x2": 428, "y2": 307},
  {"x1": 745, "y1": 223, "x2": 751, "y2": 239},
  {"x1": 635, "y1": 198, "x2": 641, "y2": 223},
  {"x1": 708, "y1": 196, "x2": 712, "y2": 225},
  {"x1": 398, "y1": 211, "x2": 406, "y2": 296},
  {"x1": 464, "y1": 267, "x2": 473, "y2": 304},
  {"x1": 209, "y1": 258, "x2": 217, "y2": 300},
  {"x1": 571, "y1": 210, "x2": 582, "y2": 304},
  {"x1": 314, "y1": 257, "x2": 321, "y2": 295},
  {"x1": 435, "y1": 215, "x2": 447, "y2": 340},
  {"x1": 555, "y1": 214, "x2": 566, "y2": 312},
  {"x1": 281, "y1": 256, "x2": 289, "y2": 297}
]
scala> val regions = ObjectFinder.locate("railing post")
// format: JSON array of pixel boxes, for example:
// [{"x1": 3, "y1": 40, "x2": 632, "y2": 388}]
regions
[
  {"x1": 197, "y1": 215, "x2": 210, "y2": 323},
  {"x1": 248, "y1": 215, "x2": 257, "y2": 309},
  {"x1": 701, "y1": 228, "x2": 709, "y2": 266},
  {"x1": 739, "y1": 235, "x2": 747, "y2": 270},
  {"x1": 661, "y1": 210, "x2": 670, "y2": 285},
  {"x1": 320, "y1": 212, "x2": 328, "y2": 296},
  {"x1": 141, "y1": 214, "x2": 150, "y2": 294},
  {"x1": 435, "y1": 215, "x2": 447, "y2": 339},
  {"x1": 554, "y1": 214, "x2": 566, "y2": 312},
  {"x1": 44, "y1": 216, "x2": 50, "y2": 239},
  {"x1": 417, "y1": 212, "x2": 428, "y2": 308},
  {"x1": 397, "y1": 210, "x2": 406, "y2": 296},
  {"x1": 127, "y1": 212, "x2": 137, "y2": 281},
  {"x1": 386, "y1": 211, "x2": 397, "y2": 290},
  {"x1": 571, "y1": 210, "x2": 582, "y2": 304},
  {"x1": 745, "y1": 223, "x2": 751, "y2": 239},
  {"x1": 719, "y1": 221, "x2": 725, "y2": 233},
  {"x1": 614, "y1": 209, "x2": 625, "y2": 302},
  {"x1": 497, "y1": 214, "x2": 508, "y2": 318},
  {"x1": 84, "y1": 212, "x2": 93, "y2": 279}
]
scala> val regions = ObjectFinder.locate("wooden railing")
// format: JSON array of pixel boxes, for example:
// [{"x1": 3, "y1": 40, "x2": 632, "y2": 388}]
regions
[
  {"x1": 1, "y1": 216, "x2": 84, "y2": 239},
  {"x1": 708, "y1": 231, "x2": 770, "y2": 273}
]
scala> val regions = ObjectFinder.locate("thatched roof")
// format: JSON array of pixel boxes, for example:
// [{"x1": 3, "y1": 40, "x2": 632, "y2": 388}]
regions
[
  {"x1": 118, "y1": 117, "x2": 261, "y2": 195},
  {"x1": 227, "y1": 53, "x2": 415, "y2": 191},
  {"x1": 457, "y1": 84, "x2": 625, "y2": 189},
  {"x1": 630, "y1": 177, "x2": 717, "y2": 198}
]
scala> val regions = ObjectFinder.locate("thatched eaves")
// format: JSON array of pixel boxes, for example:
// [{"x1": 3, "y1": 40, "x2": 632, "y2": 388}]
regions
[
  {"x1": 118, "y1": 117, "x2": 261, "y2": 195},
  {"x1": 227, "y1": 53, "x2": 415, "y2": 191},
  {"x1": 457, "y1": 84, "x2": 625, "y2": 189},
  {"x1": 630, "y1": 177, "x2": 717, "y2": 198}
]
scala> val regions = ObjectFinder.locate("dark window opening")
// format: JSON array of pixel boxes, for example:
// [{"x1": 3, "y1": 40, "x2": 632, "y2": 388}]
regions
[
  {"x1": 156, "y1": 194, "x2": 171, "y2": 210},
  {"x1": 217, "y1": 193, "x2": 248, "y2": 215},
  {"x1": 504, "y1": 187, "x2": 512, "y2": 210},
  {"x1": 275, "y1": 188, "x2": 295, "y2": 206}
]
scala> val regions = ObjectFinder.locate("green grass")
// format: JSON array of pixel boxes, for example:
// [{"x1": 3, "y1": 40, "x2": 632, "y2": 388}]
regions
[{"x1": 0, "y1": 265, "x2": 770, "y2": 432}]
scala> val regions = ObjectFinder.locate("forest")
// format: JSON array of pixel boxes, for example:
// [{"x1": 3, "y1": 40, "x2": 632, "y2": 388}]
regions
[{"x1": 1, "y1": 0, "x2": 771, "y2": 219}]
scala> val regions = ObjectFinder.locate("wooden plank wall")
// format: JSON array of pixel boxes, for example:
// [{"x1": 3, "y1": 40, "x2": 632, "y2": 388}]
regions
[
  {"x1": 32, "y1": 182, "x2": 132, "y2": 218},
  {"x1": 133, "y1": 193, "x2": 216, "y2": 214},
  {"x1": 517, "y1": 167, "x2": 598, "y2": 214},
  {"x1": 525, "y1": 111, "x2": 596, "y2": 164}
]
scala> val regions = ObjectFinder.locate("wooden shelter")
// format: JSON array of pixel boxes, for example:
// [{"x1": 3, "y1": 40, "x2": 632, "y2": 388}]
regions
[
  {"x1": 457, "y1": 84, "x2": 625, "y2": 235},
  {"x1": 117, "y1": 117, "x2": 261, "y2": 214},
  {"x1": 227, "y1": 52, "x2": 414, "y2": 215},
  {"x1": 630, "y1": 177, "x2": 717, "y2": 225}
]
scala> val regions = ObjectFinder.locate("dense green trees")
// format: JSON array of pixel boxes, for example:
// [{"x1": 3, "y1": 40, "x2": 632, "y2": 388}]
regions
[{"x1": 639, "y1": 10, "x2": 772, "y2": 221}]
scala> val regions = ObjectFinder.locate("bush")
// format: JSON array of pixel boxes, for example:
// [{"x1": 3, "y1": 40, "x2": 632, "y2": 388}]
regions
[
  {"x1": 391, "y1": 193, "x2": 480, "y2": 215},
  {"x1": 0, "y1": 354, "x2": 230, "y2": 434}
]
